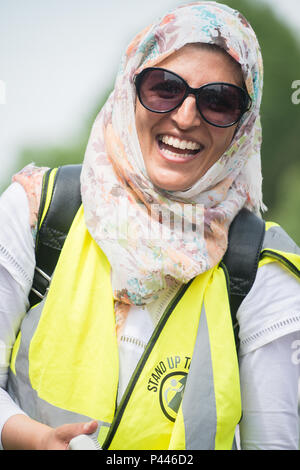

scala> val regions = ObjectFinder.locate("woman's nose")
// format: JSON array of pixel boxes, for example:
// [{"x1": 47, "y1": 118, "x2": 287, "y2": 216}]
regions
[{"x1": 170, "y1": 95, "x2": 202, "y2": 129}]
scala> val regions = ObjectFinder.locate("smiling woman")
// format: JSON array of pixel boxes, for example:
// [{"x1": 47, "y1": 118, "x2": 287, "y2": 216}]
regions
[{"x1": 0, "y1": 1, "x2": 299, "y2": 451}]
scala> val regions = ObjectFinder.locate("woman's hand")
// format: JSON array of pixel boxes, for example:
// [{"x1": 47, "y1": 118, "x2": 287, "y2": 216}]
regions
[
  {"x1": 40, "y1": 419, "x2": 98, "y2": 450},
  {"x1": 2, "y1": 414, "x2": 98, "y2": 450}
]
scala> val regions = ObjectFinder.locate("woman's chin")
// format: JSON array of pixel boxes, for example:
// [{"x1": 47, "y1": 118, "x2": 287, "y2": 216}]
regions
[{"x1": 149, "y1": 172, "x2": 195, "y2": 192}]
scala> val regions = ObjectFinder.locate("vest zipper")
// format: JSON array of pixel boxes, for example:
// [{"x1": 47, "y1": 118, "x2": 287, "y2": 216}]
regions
[
  {"x1": 101, "y1": 279, "x2": 193, "y2": 450},
  {"x1": 219, "y1": 261, "x2": 230, "y2": 293}
]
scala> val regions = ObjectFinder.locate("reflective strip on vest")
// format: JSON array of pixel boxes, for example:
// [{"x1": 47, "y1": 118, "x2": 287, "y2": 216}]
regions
[
  {"x1": 263, "y1": 223, "x2": 300, "y2": 255},
  {"x1": 7, "y1": 206, "x2": 241, "y2": 450},
  {"x1": 181, "y1": 304, "x2": 216, "y2": 449},
  {"x1": 8, "y1": 299, "x2": 112, "y2": 443},
  {"x1": 260, "y1": 222, "x2": 300, "y2": 276}
]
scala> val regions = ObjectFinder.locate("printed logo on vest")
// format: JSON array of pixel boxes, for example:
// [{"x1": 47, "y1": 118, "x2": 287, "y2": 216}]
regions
[
  {"x1": 147, "y1": 355, "x2": 191, "y2": 422},
  {"x1": 159, "y1": 372, "x2": 187, "y2": 422}
]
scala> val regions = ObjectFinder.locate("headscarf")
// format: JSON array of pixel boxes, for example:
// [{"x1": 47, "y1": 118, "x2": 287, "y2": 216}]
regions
[{"x1": 80, "y1": 1, "x2": 264, "y2": 306}]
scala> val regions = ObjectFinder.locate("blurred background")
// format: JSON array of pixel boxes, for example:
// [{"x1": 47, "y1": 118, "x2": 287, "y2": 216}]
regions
[{"x1": 1, "y1": 0, "x2": 300, "y2": 241}]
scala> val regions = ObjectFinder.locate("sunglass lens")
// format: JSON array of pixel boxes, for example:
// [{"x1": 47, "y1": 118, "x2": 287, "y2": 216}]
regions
[
  {"x1": 198, "y1": 84, "x2": 246, "y2": 126},
  {"x1": 138, "y1": 69, "x2": 186, "y2": 112}
]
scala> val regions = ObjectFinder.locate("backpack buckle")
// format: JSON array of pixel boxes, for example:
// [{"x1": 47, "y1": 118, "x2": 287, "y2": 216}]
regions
[{"x1": 30, "y1": 266, "x2": 51, "y2": 300}]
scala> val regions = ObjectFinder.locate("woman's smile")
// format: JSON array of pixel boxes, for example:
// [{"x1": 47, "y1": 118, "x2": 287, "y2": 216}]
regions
[{"x1": 157, "y1": 134, "x2": 205, "y2": 163}]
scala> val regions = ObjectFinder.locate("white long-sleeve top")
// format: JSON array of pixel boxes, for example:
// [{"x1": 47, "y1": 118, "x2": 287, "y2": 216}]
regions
[{"x1": 0, "y1": 182, "x2": 300, "y2": 450}]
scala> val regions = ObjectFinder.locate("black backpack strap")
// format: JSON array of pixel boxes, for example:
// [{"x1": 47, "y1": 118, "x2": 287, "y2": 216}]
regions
[
  {"x1": 221, "y1": 208, "x2": 266, "y2": 347},
  {"x1": 28, "y1": 164, "x2": 82, "y2": 308}
]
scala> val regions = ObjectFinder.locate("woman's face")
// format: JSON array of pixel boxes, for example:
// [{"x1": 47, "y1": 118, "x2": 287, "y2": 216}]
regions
[{"x1": 135, "y1": 45, "x2": 243, "y2": 191}]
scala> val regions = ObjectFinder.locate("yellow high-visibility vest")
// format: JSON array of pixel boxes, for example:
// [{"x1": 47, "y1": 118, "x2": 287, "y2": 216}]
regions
[{"x1": 8, "y1": 208, "x2": 300, "y2": 450}]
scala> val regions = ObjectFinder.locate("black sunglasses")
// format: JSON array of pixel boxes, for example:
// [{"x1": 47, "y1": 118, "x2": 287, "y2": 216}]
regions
[{"x1": 134, "y1": 67, "x2": 252, "y2": 128}]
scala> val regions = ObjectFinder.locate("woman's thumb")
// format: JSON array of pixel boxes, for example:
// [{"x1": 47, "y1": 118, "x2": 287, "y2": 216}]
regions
[
  {"x1": 56, "y1": 420, "x2": 98, "y2": 443},
  {"x1": 82, "y1": 420, "x2": 98, "y2": 435}
]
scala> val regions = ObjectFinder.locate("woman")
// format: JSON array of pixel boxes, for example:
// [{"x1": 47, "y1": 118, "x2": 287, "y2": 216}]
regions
[{"x1": 0, "y1": 1, "x2": 299, "y2": 450}]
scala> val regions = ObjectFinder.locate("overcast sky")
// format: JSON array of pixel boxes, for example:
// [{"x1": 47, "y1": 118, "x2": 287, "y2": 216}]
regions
[{"x1": 1, "y1": 0, "x2": 300, "y2": 188}]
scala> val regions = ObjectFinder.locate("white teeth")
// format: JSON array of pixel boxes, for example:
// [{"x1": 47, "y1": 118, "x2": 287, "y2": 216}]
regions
[
  {"x1": 163, "y1": 148, "x2": 193, "y2": 158},
  {"x1": 160, "y1": 135, "x2": 201, "y2": 151}
]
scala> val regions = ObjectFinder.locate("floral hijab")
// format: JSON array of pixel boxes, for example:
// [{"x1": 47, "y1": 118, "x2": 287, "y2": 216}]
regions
[{"x1": 80, "y1": 1, "x2": 264, "y2": 306}]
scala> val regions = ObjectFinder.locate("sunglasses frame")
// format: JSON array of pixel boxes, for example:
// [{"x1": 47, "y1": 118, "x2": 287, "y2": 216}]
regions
[{"x1": 134, "y1": 67, "x2": 252, "y2": 128}]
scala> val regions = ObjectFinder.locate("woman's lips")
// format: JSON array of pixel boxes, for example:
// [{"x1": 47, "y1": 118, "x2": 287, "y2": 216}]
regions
[{"x1": 156, "y1": 135, "x2": 204, "y2": 163}]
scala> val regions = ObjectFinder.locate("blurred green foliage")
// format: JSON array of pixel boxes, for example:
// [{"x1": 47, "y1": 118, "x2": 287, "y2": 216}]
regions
[
  {"x1": 225, "y1": 0, "x2": 300, "y2": 243},
  {"x1": 6, "y1": 0, "x2": 300, "y2": 242}
]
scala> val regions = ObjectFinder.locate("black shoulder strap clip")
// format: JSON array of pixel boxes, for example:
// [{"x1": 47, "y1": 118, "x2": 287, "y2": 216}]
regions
[{"x1": 28, "y1": 164, "x2": 82, "y2": 308}]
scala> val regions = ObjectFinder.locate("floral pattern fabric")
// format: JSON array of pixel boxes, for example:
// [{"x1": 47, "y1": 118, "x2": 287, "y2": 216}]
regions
[
  {"x1": 80, "y1": 1, "x2": 265, "y2": 306},
  {"x1": 12, "y1": 164, "x2": 49, "y2": 237}
]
